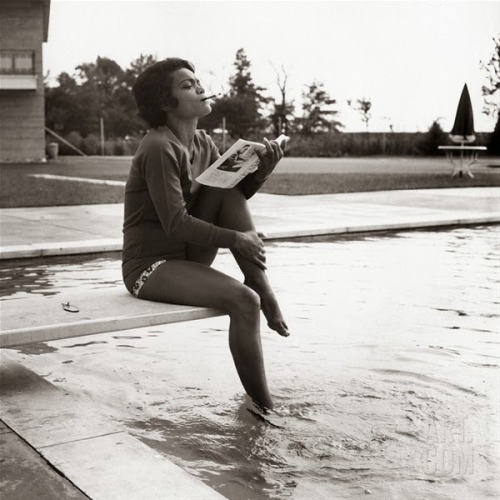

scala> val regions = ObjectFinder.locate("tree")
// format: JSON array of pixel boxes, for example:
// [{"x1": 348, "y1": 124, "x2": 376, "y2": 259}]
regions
[
  {"x1": 76, "y1": 57, "x2": 124, "y2": 95},
  {"x1": 297, "y1": 80, "x2": 342, "y2": 135},
  {"x1": 45, "y1": 57, "x2": 127, "y2": 137},
  {"x1": 480, "y1": 36, "x2": 500, "y2": 119},
  {"x1": 269, "y1": 64, "x2": 294, "y2": 136},
  {"x1": 123, "y1": 54, "x2": 158, "y2": 88},
  {"x1": 45, "y1": 55, "x2": 154, "y2": 139},
  {"x1": 488, "y1": 116, "x2": 500, "y2": 154},
  {"x1": 121, "y1": 54, "x2": 159, "y2": 133},
  {"x1": 348, "y1": 98, "x2": 372, "y2": 131},
  {"x1": 75, "y1": 57, "x2": 131, "y2": 137},
  {"x1": 418, "y1": 120, "x2": 448, "y2": 156},
  {"x1": 45, "y1": 71, "x2": 96, "y2": 136},
  {"x1": 480, "y1": 36, "x2": 500, "y2": 153},
  {"x1": 200, "y1": 49, "x2": 269, "y2": 138}
]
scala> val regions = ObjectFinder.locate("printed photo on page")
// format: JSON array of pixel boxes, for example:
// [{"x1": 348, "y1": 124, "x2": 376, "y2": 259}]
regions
[{"x1": 196, "y1": 135, "x2": 290, "y2": 189}]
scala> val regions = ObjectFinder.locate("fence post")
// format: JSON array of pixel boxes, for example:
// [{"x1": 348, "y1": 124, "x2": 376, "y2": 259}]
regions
[{"x1": 100, "y1": 117, "x2": 105, "y2": 156}]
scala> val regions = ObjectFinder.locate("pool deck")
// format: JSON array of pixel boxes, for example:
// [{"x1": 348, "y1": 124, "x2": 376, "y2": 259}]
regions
[
  {"x1": 1, "y1": 187, "x2": 499, "y2": 499},
  {"x1": 1, "y1": 187, "x2": 499, "y2": 260}
]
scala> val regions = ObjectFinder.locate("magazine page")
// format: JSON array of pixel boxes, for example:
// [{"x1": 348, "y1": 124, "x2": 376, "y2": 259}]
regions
[
  {"x1": 196, "y1": 134, "x2": 290, "y2": 189},
  {"x1": 196, "y1": 139, "x2": 263, "y2": 189}
]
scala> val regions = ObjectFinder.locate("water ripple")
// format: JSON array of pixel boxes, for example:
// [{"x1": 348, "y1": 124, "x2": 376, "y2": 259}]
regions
[{"x1": 3, "y1": 225, "x2": 499, "y2": 499}]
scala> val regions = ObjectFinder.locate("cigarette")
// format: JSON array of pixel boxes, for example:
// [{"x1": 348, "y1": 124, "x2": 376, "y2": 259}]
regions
[{"x1": 201, "y1": 94, "x2": 220, "y2": 101}]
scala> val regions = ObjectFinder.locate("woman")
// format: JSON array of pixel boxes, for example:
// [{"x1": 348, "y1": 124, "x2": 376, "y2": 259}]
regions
[{"x1": 123, "y1": 58, "x2": 288, "y2": 410}]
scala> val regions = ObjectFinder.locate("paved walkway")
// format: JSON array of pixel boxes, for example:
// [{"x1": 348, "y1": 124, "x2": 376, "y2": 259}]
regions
[
  {"x1": 1, "y1": 187, "x2": 499, "y2": 259},
  {"x1": 1, "y1": 187, "x2": 499, "y2": 500}
]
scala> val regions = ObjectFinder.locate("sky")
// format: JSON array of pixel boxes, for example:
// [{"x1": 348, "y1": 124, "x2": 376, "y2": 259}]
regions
[{"x1": 43, "y1": 0, "x2": 499, "y2": 132}]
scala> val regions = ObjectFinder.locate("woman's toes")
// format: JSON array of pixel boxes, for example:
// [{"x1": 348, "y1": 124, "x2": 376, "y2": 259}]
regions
[{"x1": 268, "y1": 320, "x2": 290, "y2": 337}]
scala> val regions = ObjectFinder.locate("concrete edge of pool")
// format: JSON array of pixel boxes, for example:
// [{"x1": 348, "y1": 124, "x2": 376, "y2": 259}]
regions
[
  {"x1": 0, "y1": 353, "x2": 226, "y2": 500},
  {"x1": 1, "y1": 188, "x2": 499, "y2": 260},
  {"x1": 1, "y1": 214, "x2": 500, "y2": 261}
]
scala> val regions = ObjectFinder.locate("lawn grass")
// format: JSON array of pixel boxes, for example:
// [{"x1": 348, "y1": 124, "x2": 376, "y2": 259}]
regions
[
  {"x1": 259, "y1": 171, "x2": 500, "y2": 195},
  {"x1": 1, "y1": 156, "x2": 499, "y2": 208}
]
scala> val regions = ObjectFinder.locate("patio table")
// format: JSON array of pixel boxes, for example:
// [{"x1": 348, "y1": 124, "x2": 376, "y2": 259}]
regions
[{"x1": 438, "y1": 145, "x2": 487, "y2": 178}]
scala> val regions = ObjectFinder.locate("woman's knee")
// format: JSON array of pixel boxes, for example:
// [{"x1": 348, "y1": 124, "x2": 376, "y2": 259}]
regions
[
  {"x1": 205, "y1": 185, "x2": 244, "y2": 204},
  {"x1": 226, "y1": 186, "x2": 246, "y2": 202},
  {"x1": 226, "y1": 284, "x2": 260, "y2": 317}
]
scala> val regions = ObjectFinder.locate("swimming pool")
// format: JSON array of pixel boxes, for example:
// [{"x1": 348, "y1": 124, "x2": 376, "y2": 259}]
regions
[{"x1": 3, "y1": 226, "x2": 499, "y2": 499}]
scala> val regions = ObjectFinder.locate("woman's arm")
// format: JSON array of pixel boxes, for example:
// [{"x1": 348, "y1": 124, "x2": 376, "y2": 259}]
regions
[{"x1": 144, "y1": 144, "x2": 237, "y2": 249}]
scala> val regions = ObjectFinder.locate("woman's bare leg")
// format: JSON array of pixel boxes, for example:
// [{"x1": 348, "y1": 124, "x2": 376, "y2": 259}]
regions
[
  {"x1": 189, "y1": 187, "x2": 289, "y2": 337},
  {"x1": 138, "y1": 260, "x2": 273, "y2": 409}
]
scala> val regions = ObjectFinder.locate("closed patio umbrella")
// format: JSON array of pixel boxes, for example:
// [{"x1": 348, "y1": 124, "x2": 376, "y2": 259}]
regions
[{"x1": 449, "y1": 83, "x2": 475, "y2": 144}]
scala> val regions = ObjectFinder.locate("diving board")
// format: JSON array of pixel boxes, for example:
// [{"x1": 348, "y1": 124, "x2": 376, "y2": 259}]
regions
[{"x1": 0, "y1": 289, "x2": 225, "y2": 348}]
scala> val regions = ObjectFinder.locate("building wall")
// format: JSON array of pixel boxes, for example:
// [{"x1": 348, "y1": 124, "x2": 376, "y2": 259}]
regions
[{"x1": 0, "y1": 0, "x2": 46, "y2": 162}]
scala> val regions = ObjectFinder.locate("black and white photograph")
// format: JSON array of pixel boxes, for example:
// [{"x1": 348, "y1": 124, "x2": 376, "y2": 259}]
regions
[
  {"x1": 0, "y1": 1, "x2": 499, "y2": 499},
  {"x1": 217, "y1": 144, "x2": 253, "y2": 172}
]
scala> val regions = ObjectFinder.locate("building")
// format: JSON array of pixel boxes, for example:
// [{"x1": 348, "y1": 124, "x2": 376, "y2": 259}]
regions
[{"x1": 0, "y1": 0, "x2": 50, "y2": 162}]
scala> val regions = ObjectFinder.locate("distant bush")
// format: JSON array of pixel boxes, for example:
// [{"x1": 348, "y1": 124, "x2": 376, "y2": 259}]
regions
[
  {"x1": 284, "y1": 132, "x2": 423, "y2": 157},
  {"x1": 415, "y1": 121, "x2": 449, "y2": 156},
  {"x1": 487, "y1": 117, "x2": 500, "y2": 154},
  {"x1": 103, "y1": 138, "x2": 124, "y2": 156},
  {"x1": 123, "y1": 135, "x2": 142, "y2": 155},
  {"x1": 44, "y1": 130, "x2": 83, "y2": 156},
  {"x1": 279, "y1": 130, "x2": 492, "y2": 157},
  {"x1": 48, "y1": 128, "x2": 496, "y2": 158},
  {"x1": 81, "y1": 134, "x2": 100, "y2": 155},
  {"x1": 64, "y1": 131, "x2": 84, "y2": 154}
]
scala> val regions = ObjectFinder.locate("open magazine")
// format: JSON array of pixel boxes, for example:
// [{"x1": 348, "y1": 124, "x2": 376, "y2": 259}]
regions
[{"x1": 196, "y1": 134, "x2": 290, "y2": 189}]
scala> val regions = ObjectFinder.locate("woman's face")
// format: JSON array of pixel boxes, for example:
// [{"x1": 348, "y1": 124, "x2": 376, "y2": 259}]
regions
[{"x1": 168, "y1": 68, "x2": 211, "y2": 119}]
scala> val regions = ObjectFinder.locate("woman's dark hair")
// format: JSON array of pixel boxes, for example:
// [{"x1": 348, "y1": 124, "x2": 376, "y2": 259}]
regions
[{"x1": 132, "y1": 58, "x2": 195, "y2": 128}]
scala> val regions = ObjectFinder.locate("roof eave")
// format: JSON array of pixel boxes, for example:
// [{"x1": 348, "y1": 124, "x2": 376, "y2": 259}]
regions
[{"x1": 42, "y1": 0, "x2": 50, "y2": 42}]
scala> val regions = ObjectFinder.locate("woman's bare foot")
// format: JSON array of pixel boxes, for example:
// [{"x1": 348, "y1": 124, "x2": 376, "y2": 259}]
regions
[{"x1": 244, "y1": 279, "x2": 290, "y2": 337}]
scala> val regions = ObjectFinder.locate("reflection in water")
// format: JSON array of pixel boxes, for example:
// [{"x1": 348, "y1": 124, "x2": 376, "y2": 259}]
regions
[
  {"x1": 0, "y1": 252, "x2": 122, "y2": 299},
  {"x1": 3, "y1": 226, "x2": 500, "y2": 499}
]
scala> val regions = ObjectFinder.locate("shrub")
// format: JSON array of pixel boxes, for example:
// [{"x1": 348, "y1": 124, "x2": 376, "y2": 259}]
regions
[
  {"x1": 103, "y1": 138, "x2": 126, "y2": 156},
  {"x1": 487, "y1": 117, "x2": 500, "y2": 154},
  {"x1": 416, "y1": 121, "x2": 448, "y2": 156},
  {"x1": 62, "y1": 131, "x2": 84, "y2": 155},
  {"x1": 123, "y1": 135, "x2": 142, "y2": 155},
  {"x1": 82, "y1": 134, "x2": 100, "y2": 155}
]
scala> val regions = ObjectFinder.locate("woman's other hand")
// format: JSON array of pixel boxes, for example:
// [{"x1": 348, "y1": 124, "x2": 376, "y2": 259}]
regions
[
  {"x1": 234, "y1": 231, "x2": 267, "y2": 269},
  {"x1": 255, "y1": 138, "x2": 285, "y2": 182}
]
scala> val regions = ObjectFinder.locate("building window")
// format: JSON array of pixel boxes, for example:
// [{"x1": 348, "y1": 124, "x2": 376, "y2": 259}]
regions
[{"x1": 0, "y1": 51, "x2": 35, "y2": 75}]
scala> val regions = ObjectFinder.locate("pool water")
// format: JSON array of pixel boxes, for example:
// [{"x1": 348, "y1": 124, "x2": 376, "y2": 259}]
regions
[{"x1": 2, "y1": 226, "x2": 499, "y2": 499}]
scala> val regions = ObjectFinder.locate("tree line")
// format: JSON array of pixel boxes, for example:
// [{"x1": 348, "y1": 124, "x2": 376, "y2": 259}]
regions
[
  {"x1": 45, "y1": 41, "x2": 499, "y2": 155},
  {"x1": 45, "y1": 48, "x2": 346, "y2": 141}
]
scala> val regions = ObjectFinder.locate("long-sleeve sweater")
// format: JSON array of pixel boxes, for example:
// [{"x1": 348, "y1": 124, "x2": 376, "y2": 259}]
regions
[{"x1": 122, "y1": 126, "x2": 263, "y2": 291}]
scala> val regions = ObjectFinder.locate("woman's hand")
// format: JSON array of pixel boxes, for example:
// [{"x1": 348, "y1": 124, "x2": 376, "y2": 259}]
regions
[
  {"x1": 255, "y1": 138, "x2": 285, "y2": 182},
  {"x1": 234, "y1": 231, "x2": 267, "y2": 269}
]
